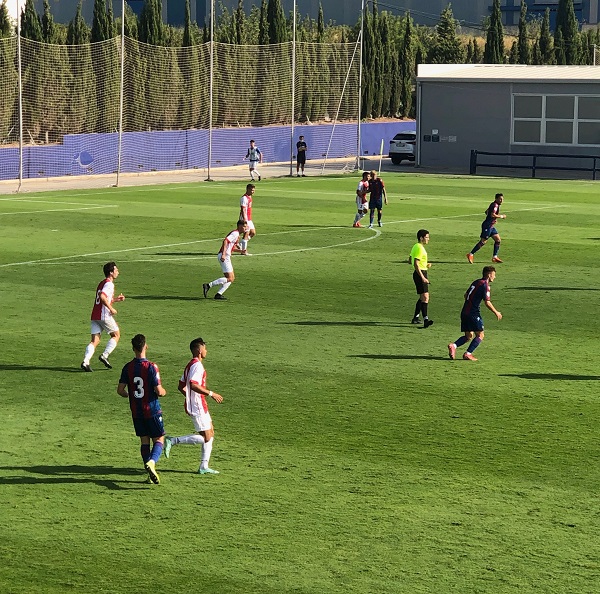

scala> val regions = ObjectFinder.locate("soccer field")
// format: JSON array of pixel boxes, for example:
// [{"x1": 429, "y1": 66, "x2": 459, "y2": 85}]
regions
[{"x1": 1, "y1": 173, "x2": 599, "y2": 593}]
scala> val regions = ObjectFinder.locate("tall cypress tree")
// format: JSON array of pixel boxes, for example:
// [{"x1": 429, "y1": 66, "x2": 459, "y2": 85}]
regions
[
  {"x1": 41, "y1": 0, "x2": 57, "y2": 43},
  {"x1": 517, "y1": 0, "x2": 531, "y2": 64},
  {"x1": 473, "y1": 38, "x2": 482, "y2": 63},
  {"x1": 370, "y1": 1, "x2": 385, "y2": 116},
  {"x1": 91, "y1": 0, "x2": 109, "y2": 42},
  {"x1": 234, "y1": 0, "x2": 245, "y2": 44},
  {"x1": 539, "y1": 8, "x2": 554, "y2": 64},
  {"x1": 21, "y1": 0, "x2": 43, "y2": 41},
  {"x1": 267, "y1": 0, "x2": 286, "y2": 44},
  {"x1": 555, "y1": 0, "x2": 579, "y2": 64},
  {"x1": 139, "y1": 0, "x2": 164, "y2": 45},
  {"x1": 399, "y1": 13, "x2": 414, "y2": 118},
  {"x1": 67, "y1": 1, "x2": 89, "y2": 44},
  {"x1": 317, "y1": 3, "x2": 325, "y2": 43},
  {"x1": 183, "y1": 0, "x2": 194, "y2": 47},
  {"x1": 0, "y1": 0, "x2": 17, "y2": 143},
  {"x1": 484, "y1": 0, "x2": 504, "y2": 64},
  {"x1": 428, "y1": 5, "x2": 465, "y2": 63},
  {"x1": 258, "y1": 0, "x2": 269, "y2": 45},
  {"x1": 0, "y1": 0, "x2": 10, "y2": 37}
]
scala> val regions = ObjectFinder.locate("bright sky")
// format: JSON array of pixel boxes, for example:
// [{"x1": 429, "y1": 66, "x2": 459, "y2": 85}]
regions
[{"x1": 6, "y1": 0, "x2": 18, "y2": 21}]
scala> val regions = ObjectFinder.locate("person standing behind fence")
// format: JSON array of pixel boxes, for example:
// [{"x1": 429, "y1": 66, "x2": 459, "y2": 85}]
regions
[
  {"x1": 368, "y1": 170, "x2": 387, "y2": 228},
  {"x1": 244, "y1": 139, "x2": 263, "y2": 181},
  {"x1": 296, "y1": 135, "x2": 307, "y2": 176}
]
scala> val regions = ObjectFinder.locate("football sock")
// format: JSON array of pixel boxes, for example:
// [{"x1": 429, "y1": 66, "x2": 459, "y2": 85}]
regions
[
  {"x1": 141, "y1": 444, "x2": 151, "y2": 463},
  {"x1": 173, "y1": 434, "x2": 205, "y2": 445},
  {"x1": 103, "y1": 338, "x2": 117, "y2": 357},
  {"x1": 218, "y1": 282, "x2": 232, "y2": 295},
  {"x1": 471, "y1": 241, "x2": 483, "y2": 254},
  {"x1": 467, "y1": 337, "x2": 482, "y2": 353},
  {"x1": 414, "y1": 300, "x2": 422, "y2": 318},
  {"x1": 150, "y1": 442, "x2": 163, "y2": 463},
  {"x1": 240, "y1": 239, "x2": 247, "y2": 251},
  {"x1": 493, "y1": 241, "x2": 501, "y2": 256},
  {"x1": 200, "y1": 438, "x2": 214, "y2": 470},
  {"x1": 83, "y1": 343, "x2": 95, "y2": 365},
  {"x1": 353, "y1": 213, "x2": 360, "y2": 224},
  {"x1": 421, "y1": 302, "x2": 429, "y2": 319},
  {"x1": 210, "y1": 277, "x2": 227, "y2": 288},
  {"x1": 369, "y1": 213, "x2": 374, "y2": 226},
  {"x1": 455, "y1": 336, "x2": 469, "y2": 348},
  {"x1": 377, "y1": 211, "x2": 382, "y2": 223}
]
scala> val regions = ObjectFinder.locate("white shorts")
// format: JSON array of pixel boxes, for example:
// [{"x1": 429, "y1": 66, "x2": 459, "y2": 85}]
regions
[
  {"x1": 246, "y1": 220, "x2": 255, "y2": 232},
  {"x1": 191, "y1": 410, "x2": 213, "y2": 432},
  {"x1": 249, "y1": 161, "x2": 259, "y2": 171},
  {"x1": 356, "y1": 196, "x2": 368, "y2": 211},
  {"x1": 90, "y1": 318, "x2": 119, "y2": 335},
  {"x1": 218, "y1": 254, "x2": 233, "y2": 274}
]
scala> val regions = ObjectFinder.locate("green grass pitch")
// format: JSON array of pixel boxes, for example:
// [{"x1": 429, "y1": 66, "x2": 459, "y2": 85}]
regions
[{"x1": 1, "y1": 173, "x2": 599, "y2": 593}]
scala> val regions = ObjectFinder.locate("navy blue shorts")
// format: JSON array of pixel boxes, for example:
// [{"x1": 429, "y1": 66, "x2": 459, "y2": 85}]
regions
[
  {"x1": 369, "y1": 198, "x2": 383, "y2": 210},
  {"x1": 133, "y1": 414, "x2": 165, "y2": 439},
  {"x1": 480, "y1": 224, "x2": 498, "y2": 239},
  {"x1": 461, "y1": 313, "x2": 484, "y2": 333}
]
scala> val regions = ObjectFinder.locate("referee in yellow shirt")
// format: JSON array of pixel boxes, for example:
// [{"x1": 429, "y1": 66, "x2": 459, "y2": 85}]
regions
[{"x1": 410, "y1": 229, "x2": 433, "y2": 328}]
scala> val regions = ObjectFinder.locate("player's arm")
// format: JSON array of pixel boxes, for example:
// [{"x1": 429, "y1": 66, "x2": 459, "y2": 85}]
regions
[
  {"x1": 219, "y1": 239, "x2": 228, "y2": 261},
  {"x1": 259, "y1": 150, "x2": 263, "y2": 163},
  {"x1": 117, "y1": 383, "x2": 128, "y2": 398},
  {"x1": 382, "y1": 184, "x2": 388, "y2": 204},
  {"x1": 485, "y1": 299, "x2": 502, "y2": 320},
  {"x1": 154, "y1": 384, "x2": 166, "y2": 397},
  {"x1": 101, "y1": 292, "x2": 118, "y2": 315},
  {"x1": 114, "y1": 293, "x2": 125, "y2": 302},
  {"x1": 177, "y1": 380, "x2": 187, "y2": 396},
  {"x1": 189, "y1": 380, "x2": 223, "y2": 403}
]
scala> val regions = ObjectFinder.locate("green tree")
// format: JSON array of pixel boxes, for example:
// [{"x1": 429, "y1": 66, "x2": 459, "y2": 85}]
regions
[
  {"x1": 531, "y1": 39, "x2": 542, "y2": 65},
  {"x1": 234, "y1": 0, "x2": 245, "y2": 44},
  {"x1": 66, "y1": 1, "x2": 89, "y2": 44},
  {"x1": 473, "y1": 38, "x2": 482, "y2": 63},
  {"x1": 91, "y1": 0, "x2": 110, "y2": 42},
  {"x1": 183, "y1": 0, "x2": 194, "y2": 47},
  {"x1": 139, "y1": 0, "x2": 164, "y2": 45},
  {"x1": 21, "y1": 0, "x2": 43, "y2": 42},
  {"x1": 317, "y1": 3, "x2": 325, "y2": 43},
  {"x1": 539, "y1": 8, "x2": 554, "y2": 64},
  {"x1": 258, "y1": 0, "x2": 268, "y2": 45},
  {"x1": 0, "y1": 0, "x2": 10, "y2": 37},
  {"x1": 517, "y1": 0, "x2": 531, "y2": 64},
  {"x1": 370, "y1": 1, "x2": 385, "y2": 116},
  {"x1": 508, "y1": 40, "x2": 518, "y2": 63},
  {"x1": 554, "y1": 0, "x2": 579, "y2": 64},
  {"x1": 399, "y1": 13, "x2": 415, "y2": 118},
  {"x1": 428, "y1": 5, "x2": 465, "y2": 64},
  {"x1": 484, "y1": 0, "x2": 504, "y2": 64},
  {"x1": 267, "y1": 0, "x2": 287, "y2": 43},
  {"x1": 41, "y1": 0, "x2": 57, "y2": 43}
]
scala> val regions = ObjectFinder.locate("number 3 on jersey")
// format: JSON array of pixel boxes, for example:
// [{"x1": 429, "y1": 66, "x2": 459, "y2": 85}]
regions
[{"x1": 133, "y1": 376, "x2": 145, "y2": 398}]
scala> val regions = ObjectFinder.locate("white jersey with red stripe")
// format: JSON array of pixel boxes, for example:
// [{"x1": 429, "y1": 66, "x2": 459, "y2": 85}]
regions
[
  {"x1": 240, "y1": 193, "x2": 253, "y2": 222},
  {"x1": 219, "y1": 229, "x2": 241, "y2": 258},
  {"x1": 179, "y1": 357, "x2": 208, "y2": 417},
  {"x1": 90, "y1": 278, "x2": 115, "y2": 321},
  {"x1": 356, "y1": 180, "x2": 369, "y2": 207}
]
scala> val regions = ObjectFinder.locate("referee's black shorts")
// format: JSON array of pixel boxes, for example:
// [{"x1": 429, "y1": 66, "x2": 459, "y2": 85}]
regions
[{"x1": 413, "y1": 269, "x2": 429, "y2": 295}]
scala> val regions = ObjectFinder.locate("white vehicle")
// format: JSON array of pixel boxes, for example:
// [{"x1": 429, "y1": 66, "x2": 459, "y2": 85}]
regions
[{"x1": 389, "y1": 131, "x2": 416, "y2": 165}]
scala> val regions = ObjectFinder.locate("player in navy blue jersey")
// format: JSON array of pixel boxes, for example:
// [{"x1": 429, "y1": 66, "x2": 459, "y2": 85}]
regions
[
  {"x1": 367, "y1": 170, "x2": 387, "y2": 228},
  {"x1": 117, "y1": 334, "x2": 167, "y2": 484},
  {"x1": 467, "y1": 193, "x2": 506, "y2": 264},
  {"x1": 447, "y1": 266, "x2": 502, "y2": 361}
]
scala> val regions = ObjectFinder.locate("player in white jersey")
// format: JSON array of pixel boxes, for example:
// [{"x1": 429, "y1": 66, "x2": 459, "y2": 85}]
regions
[
  {"x1": 163, "y1": 337, "x2": 224, "y2": 475},
  {"x1": 352, "y1": 171, "x2": 370, "y2": 227},
  {"x1": 243, "y1": 139, "x2": 263, "y2": 181},
  {"x1": 203, "y1": 219, "x2": 248, "y2": 300},
  {"x1": 238, "y1": 183, "x2": 256, "y2": 256},
  {"x1": 81, "y1": 261, "x2": 125, "y2": 372}
]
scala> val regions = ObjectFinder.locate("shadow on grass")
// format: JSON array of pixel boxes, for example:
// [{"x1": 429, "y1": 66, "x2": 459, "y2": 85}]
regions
[
  {"x1": 282, "y1": 321, "x2": 402, "y2": 327},
  {"x1": 0, "y1": 364, "x2": 83, "y2": 373},
  {"x1": 128, "y1": 295, "x2": 199, "y2": 301},
  {"x1": 505, "y1": 287, "x2": 600, "y2": 291},
  {"x1": 0, "y1": 465, "x2": 192, "y2": 490},
  {"x1": 500, "y1": 373, "x2": 600, "y2": 381},
  {"x1": 349, "y1": 354, "x2": 449, "y2": 361}
]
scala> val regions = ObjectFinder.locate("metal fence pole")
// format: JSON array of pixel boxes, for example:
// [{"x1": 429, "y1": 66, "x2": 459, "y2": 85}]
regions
[
  {"x1": 115, "y1": 0, "x2": 126, "y2": 188},
  {"x1": 289, "y1": 2, "x2": 296, "y2": 177},
  {"x1": 17, "y1": 0, "x2": 23, "y2": 192},
  {"x1": 206, "y1": 0, "x2": 214, "y2": 182}
]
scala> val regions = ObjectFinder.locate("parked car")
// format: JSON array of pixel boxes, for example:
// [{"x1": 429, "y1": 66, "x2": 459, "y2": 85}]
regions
[{"x1": 389, "y1": 131, "x2": 416, "y2": 164}]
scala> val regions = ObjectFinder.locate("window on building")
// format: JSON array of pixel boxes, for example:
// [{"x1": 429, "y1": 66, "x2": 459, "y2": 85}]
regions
[{"x1": 512, "y1": 94, "x2": 600, "y2": 146}]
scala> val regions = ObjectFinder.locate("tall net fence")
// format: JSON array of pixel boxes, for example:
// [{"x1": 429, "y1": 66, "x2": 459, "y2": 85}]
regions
[{"x1": 0, "y1": 36, "x2": 360, "y2": 190}]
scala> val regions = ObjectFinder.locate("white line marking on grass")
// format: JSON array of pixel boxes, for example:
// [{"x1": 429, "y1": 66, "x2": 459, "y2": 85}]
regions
[
  {"x1": 0, "y1": 205, "x2": 118, "y2": 217},
  {"x1": 0, "y1": 204, "x2": 568, "y2": 268},
  {"x1": 0, "y1": 197, "x2": 117, "y2": 206}
]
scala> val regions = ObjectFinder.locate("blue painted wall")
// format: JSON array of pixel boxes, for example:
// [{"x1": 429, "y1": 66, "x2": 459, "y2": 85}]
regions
[{"x1": 0, "y1": 121, "x2": 415, "y2": 180}]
